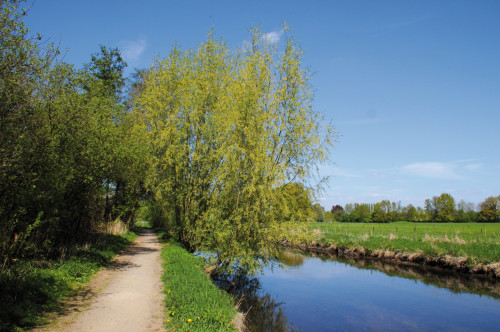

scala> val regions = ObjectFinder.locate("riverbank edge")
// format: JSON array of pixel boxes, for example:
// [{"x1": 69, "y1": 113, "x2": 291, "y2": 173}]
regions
[
  {"x1": 158, "y1": 233, "x2": 244, "y2": 331},
  {"x1": 281, "y1": 240, "x2": 500, "y2": 279}
]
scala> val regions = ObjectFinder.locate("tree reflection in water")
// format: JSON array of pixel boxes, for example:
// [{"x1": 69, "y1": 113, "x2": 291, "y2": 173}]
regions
[{"x1": 214, "y1": 273, "x2": 300, "y2": 332}]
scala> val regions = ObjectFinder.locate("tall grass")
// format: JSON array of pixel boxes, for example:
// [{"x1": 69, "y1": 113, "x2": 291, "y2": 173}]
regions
[{"x1": 301, "y1": 222, "x2": 500, "y2": 264}]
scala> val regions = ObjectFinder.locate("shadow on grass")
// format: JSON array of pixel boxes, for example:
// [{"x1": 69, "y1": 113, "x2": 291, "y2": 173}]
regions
[{"x1": 0, "y1": 232, "x2": 134, "y2": 331}]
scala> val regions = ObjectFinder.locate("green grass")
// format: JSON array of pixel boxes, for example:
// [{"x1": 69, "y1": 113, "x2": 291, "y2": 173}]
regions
[
  {"x1": 159, "y1": 233, "x2": 238, "y2": 331},
  {"x1": 133, "y1": 219, "x2": 152, "y2": 228},
  {"x1": 0, "y1": 231, "x2": 137, "y2": 331},
  {"x1": 301, "y1": 221, "x2": 500, "y2": 264}
]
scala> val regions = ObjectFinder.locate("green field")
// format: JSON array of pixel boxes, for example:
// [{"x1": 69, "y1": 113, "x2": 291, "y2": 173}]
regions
[{"x1": 301, "y1": 222, "x2": 500, "y2": 264}]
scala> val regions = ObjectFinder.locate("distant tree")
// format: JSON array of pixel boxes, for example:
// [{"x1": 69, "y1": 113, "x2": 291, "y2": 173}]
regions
[
  {"x1": 324, "y1": 211, "x2": 334, "y2": 222},
  {"x1": 330, "y1": 205, "x2": 344, "y2": 214},
  {"x1": 372, "y1": 200, "x2": 391, "y2": 223},
  {"x1": 415, "y1": 207, "x2": 431, "y2": 222},
  {"x1": 312, "y1": 204, "x2": 326, "y2": 222},
  {"x1": 478, "y1": 196, "x2": 500, "y2": 222},
  {"x1": 354, "y1": 203, "x2": 372, "y2": 223},
  {"x1": 425, "y1": 193, "x2": 456, "y2": 222},
  {"x1": 344, "y1": 203, "x2": 354, "y2": 214},
  {"x1": 402, "y1": 204, "x2": 417, "y2": 222},
  {"x1": 456, "y1": 200, "x2": 478, "y2": 223},
  {"x1": 390, "y1": 201, "x2": 403, "y2": 221}
]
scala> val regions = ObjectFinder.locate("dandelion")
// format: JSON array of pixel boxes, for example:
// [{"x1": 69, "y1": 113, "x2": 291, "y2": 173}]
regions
[
  {"x1": 167, "y1": 319, "x2": 170, "y2": 323},
  {"x1": 167, "y1": 289, "x2": 171, "y2": 293},
  {"x1": 187, "y1": 319, "x2": 192, "y2": 323}
]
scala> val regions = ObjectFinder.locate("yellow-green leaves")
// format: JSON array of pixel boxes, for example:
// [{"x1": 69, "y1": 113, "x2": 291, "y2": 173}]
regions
[{"x1": 136, "y1": 27, "x2": 334, "y2": 274}]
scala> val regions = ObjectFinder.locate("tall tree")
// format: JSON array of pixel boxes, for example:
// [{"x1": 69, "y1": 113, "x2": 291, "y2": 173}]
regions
[
  {"x1": 0, "y1": 0, "x2": 61, "y2": 259},
  {"x1": 135, "y1": 28, "x2": 334, "y2": 274},
  {"x1": 478, "y1": 195, "x2": 500, "y2": 222},
  {"x1": 426, "y1": 193, "x2": 456, "y2": 222}
]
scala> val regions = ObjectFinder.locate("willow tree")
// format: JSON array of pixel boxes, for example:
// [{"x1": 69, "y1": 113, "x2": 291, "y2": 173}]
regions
[{"x1": 135, "y1": 27, "x2": 333, "y2": 274}]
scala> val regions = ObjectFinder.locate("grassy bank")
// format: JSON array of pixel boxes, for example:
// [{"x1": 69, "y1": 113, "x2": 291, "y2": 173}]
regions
[
  {"x1": 158, "y1": 233, "x2": 239, "y2": 331},
  {"x1": 0, "y1": 231, "x2": 137, "y2": 331},
  {"x1": 301, "y1": 222, "x2": 500, "y2": 265}
]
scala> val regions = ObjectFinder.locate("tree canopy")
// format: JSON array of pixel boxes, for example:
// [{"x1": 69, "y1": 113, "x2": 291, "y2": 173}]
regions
[
  {"x1": 134, "y1": 28, "x2": 334, "y2": 273},
  {"x1": 0, "y1": 1, "x2": 146, "y2": 262}
]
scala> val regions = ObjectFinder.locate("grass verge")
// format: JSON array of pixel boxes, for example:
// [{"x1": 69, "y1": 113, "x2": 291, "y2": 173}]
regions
[
  {"x1": 158, "y1": 233, "x2": 238, "y2": 331},
  {"x1": 0, "y1": 231, "x2": 137, "y2": 331}
]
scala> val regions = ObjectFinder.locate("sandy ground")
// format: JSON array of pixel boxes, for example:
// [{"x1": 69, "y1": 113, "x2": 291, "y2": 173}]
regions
[{"x1": 37, "y1": 228, "x2": 166, "y2": 332}]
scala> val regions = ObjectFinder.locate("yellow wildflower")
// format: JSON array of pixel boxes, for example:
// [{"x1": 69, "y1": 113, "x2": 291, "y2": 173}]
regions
[{"x1": 187, "y1": 319, "x2": 192, "y2": 323}]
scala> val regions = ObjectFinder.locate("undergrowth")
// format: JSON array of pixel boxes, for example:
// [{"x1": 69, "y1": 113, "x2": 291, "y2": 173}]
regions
[
  {"x1": 159, "y1": 233, "x2": 238, "y2": 331},
  {"x1": 0, "y1": 231, "x2": 137, "y2": 331}
]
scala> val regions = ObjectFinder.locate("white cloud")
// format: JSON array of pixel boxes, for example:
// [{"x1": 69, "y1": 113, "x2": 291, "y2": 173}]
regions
[
  {"x1": 263, "y1": 30, "x2": 283, "y2": 43},
  {"x1": 400, "y1": 162, "x2": 460, "y2": 179},
  {"x1": 120, "y1": 39, "x2": 146, "y2": 62}
]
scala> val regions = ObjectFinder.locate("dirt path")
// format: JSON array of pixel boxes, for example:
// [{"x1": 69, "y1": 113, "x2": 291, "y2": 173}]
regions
[{"x1": 40, "y1": 228, "x2": 166, "y2": 332}]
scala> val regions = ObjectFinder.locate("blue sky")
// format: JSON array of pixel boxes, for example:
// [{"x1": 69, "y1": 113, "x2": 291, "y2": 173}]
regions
[{"x1": 24, "y1": 0, "x2": 500, "y2": 210}]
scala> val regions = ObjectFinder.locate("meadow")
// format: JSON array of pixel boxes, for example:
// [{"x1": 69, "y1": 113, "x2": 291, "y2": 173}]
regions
[{"x1": 301, "y1": 222, "x2": 500, "y2": 265}]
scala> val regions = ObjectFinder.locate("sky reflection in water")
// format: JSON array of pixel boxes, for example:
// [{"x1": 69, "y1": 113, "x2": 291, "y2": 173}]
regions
[{"x1": 228, "y1": 251, "x2": 500, "y2": 332}]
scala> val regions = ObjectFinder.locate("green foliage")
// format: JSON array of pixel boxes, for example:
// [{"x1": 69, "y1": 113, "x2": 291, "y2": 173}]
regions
[
  {"x1": 135, "y1": 27, "x2": 333, "y2": 274},
  {"x1": 331, "y1": 193, "x2": 493, "y2": 223},
  {"x1": 312, "y1": 203, "x2": 326, "y2": 222},
  {"x1": 160, "y1": 236, "x2": 237, "y2": 331},
  {"x1": 279, "y1": 183, "x2": 313, "y2": 222},
  {"x1": 0, "y1": 231, "x2": 136, "y2": 331},
  {"x1": 0, "y1": 1, "x2": 147, "y2": 262},
  {"x1": 478, "y1": 195, "x2": 500, "y2": 222},
  {"x1": 426, "y1": 193, "x2": 456, "y2": 222},
  {"x1": 86, "y1": 45, "x2": 127, "y2": 96}
]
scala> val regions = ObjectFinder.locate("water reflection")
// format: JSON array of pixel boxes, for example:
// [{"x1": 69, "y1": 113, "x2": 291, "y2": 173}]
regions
[
  {"x1": 214, "y1": 273, "x2": 300, "y2": 332},
  {"x1": 277, "y1": 250, "x2": 305, "y2": 267},
  {"x1": 216, "y1": 250, "x2": 500, "y2": 331},
  {"x1": 298, "y1": 249, "x2": 500, "y2": 300}
]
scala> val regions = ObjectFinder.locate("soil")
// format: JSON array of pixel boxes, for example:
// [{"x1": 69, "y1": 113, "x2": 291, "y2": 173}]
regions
[{"x1": 35, "y1": 228, "x2": 166, "y2": 332}]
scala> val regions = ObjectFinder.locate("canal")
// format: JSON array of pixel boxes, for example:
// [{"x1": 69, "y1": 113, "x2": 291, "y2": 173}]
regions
[{"x1": 215, "y1": 250, "x2": 500, "y2": 331}]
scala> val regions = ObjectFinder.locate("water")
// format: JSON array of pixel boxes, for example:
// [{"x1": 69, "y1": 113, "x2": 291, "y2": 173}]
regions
[{"x1": 216, "y1": 251, "x2": 500, "y2": 331}]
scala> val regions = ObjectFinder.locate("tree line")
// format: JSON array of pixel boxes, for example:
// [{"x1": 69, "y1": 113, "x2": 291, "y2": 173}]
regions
[
  {"x1": 311, "y1": 193, "x2": 500, "y2": 223},
  {"x1": 1, "y1": 1, "x2": 332, "y2": 274},
  {"x1": 1, "y1": 1, "x2": 147, "y2": 263}
]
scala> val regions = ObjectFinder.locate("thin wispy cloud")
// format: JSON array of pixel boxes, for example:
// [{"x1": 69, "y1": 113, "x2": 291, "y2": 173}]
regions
[
  {"x1": 400, "y1": 161, "x2": 462, "y2": 179},
  {"x1": 324, "y1": 159, "x2": 482, "y2": 181},
  {"x1": 465, "y1": 163, "x2": 482, "y2": 171},
  {"x1": 263, "y1": 30, "x2": 283, "y2": 43},
  {"x1": 120, "y1": 39, "x2": 146, "y2": 62}
]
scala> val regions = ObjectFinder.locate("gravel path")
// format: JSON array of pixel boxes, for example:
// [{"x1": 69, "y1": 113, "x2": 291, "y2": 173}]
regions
[{"x1": 41, "y1": 228, "x2": 166, "y2": 332}]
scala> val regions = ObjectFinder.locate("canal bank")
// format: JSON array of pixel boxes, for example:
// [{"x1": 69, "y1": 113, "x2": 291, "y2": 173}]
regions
[{"x1": 281, "y1": 240, "x2": 500, "y2": 279}]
